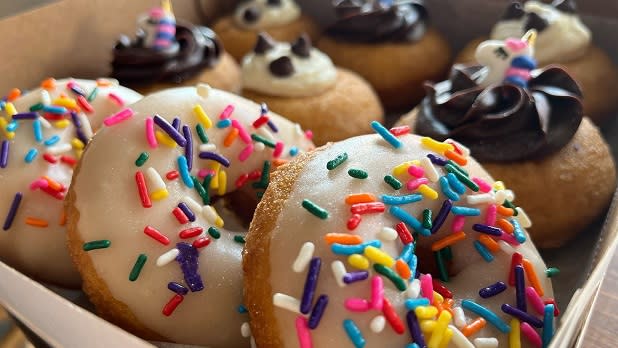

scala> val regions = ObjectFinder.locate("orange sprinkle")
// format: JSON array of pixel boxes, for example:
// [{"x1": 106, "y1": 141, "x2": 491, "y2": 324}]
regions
[
  {"x1": 395, "y1": 259, "x2": 411, "y2": 280},
  {"x1": 41, "y1": 78, "x2": 56, "y2": 90},
  {"x1": 25, "y1": 217, "x2": 49, "y2": 228},
  {"x1": 497, "y1": 205, "x2": 515, "y2": 217},
  {"x1": 272, "y1": 158, "x2": 288, "y2": 167},
  {"x1": 59, "y1": 210, "x2": 66, "y2": 226},
  {"x1": 461, "y1": 317, "x2": 486, "y2": 337},
  {"x1": 223, "y1": 128, "x2": 239, "y2": 147},
  {"x1": 434, "y1": 300, "x2": 445, "y2": 315},
  {"x1": 431, "y1": 231, "x2": 466, "y2": 251},
  {"x1": 444, "y1": 149, "x2": 467, "y2": 166},
  {"x1": 96, "y1": 78, "x2": 112, "y2": 87},
  {"x1": 6, "y1": 88, "x2": 21, "y2": 102},
  {"x1": 522, "y1": 259, "x2": 544, "y2": 296},
  {"x1": 345, "y1": 193, "x2": 377, "y2": 205},
  {"x1": 324, "y1": 233, "x2": 363, "y2": 245},
  {"x1": 478, "y1": 235, "x2": 500, "y2": 252},
  {"x1": 43, "y1": 176, "x2": 63, "y2": 192},
  {"x1": 497, "y1": 218, "x2": 514, "y2": 234}
]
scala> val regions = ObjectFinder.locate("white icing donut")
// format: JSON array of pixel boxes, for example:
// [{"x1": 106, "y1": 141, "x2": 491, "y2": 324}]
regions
[
  {"x1": 67, "y1": 85, "x2": 314, "y2": 346},
  {"x1": 245, "y1": 128, "x2": 556, "y2": 347},
  {"x1": 234, "y1": 0, "x2": 301, "y2": 30},
  {"x1": 0, "y1": 78, "x2": 141, "y2": 287}
]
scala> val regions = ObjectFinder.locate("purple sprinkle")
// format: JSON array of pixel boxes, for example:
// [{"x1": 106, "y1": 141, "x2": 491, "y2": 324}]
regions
[
  {"x1": 69, "y1": 83, "x2": 86, "y2": 97},
  {"x1": 172, "y1": 117, "x2": 181, "y2": 131},
  {"x1": 515, "y1": 265, "x2": 527, "y2": 312},
  {"x1": 406, "y1": 310, "x2": 426, "y2": 347},
  {"x1": 70, "y1": 111, "x2": 82, "y2": 128},
  {"x1": 175, "y1": 242, "x2": 204, "y2": 292},
  {"x1": 260, "y1": 103, "x2": 269, "y2": 115},
  {"x1": 0, "y1": 140, "x2": 9, "y2": 168},
  {"x1": 178, "y1": 202, "x2": 196, "y2": 222},
  {"x1": 12, "y1": 112, "x2": 38, "y2": 120},
  {"x1": 153, "y1": 114, "x2": 187, "y2": 147},
  {"x1": 479, "y1": 281, "x2": 507, "y2": 298},
  {"x1": 427, "y1": 154, "x2": 448, "y2": 166},
  {"x1": 308, "y1": 294, "x2": 329, "y2": 329},
  {"x1": 343, "y1": 271, "x2": 370, "y2": 284},
  {"x1": 501, "y1": 304, "x2": 543, "y2": 328},
  {"x1": 266, "y1": 119, "x2": 279, "y2": 133},
  {"x1": 182, "y1": 125, "x2": 193, "y2": 171},
  {"x1": 473, "y1": 224, "x2": 503, "y2": 236},
  {"x1": 300, "y1": 257, "x2": 321, "y2": 314},
  {"x1": 199, "y1": 151, "x2": 231, "y2": 167},
  {"x1": 431, "y1": 199, "x2": 452, "y2": 234},
  {"x1": 167, "y1": 281, "x2": 189, "y2": 295},
  {"x1": 3, "y1": 192, "x2": 22, "y2": 230}
]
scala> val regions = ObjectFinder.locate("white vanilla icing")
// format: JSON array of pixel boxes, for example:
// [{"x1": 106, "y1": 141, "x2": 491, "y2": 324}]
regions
[{"x1": 234, "y1": 0, "x2": 301, "y2": 30}]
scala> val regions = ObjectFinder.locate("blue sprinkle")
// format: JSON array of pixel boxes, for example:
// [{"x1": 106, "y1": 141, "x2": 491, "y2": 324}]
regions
[
  {"x1": 381, "y1": 194, "x2": 423, "y2": 205},
  {"x1": 473, "y1": 240, "x2": 494, "y2": 262},
  {"x1": 408, "y1": 254, "x2": 418, "y2": 278},
  {"x1": 406, "y1": 344, "x2": 420, "y2": 348},
  {"x1": 461, "y1": 299, "x2": 510, "y2": 333},
  {"x1": 343, "y1": 319, "x2": 365, "y2": 348},
  {"x1": 439, "y1": 176, "x2": 460, "y2": 201},
  {"x1": 33, "y1": 119, "x2": 43, "y2": 143},
  {"x1": 0, "y1": 101, "x2": 5, "y2": 110},
  {"x1": 6, "y1": 120, "x2": 18, "y2": 132},
  {"x1": 43, "y1": 135, "x2": 61, "y2": 146},
  {"x1": 389, "y1": 206, "x2": 431, "y2": 236},
  {"x1": 510, "y1": 218, "x2": 527, "y2": 243},
  {"x1": 177, "y1": 156, "x2": 194, "y2": 189},
  {"x1": 399, "y1": 243, "x2": 415, "y2": 263},
  {"x1": 331, "y1": 240, "x2": 381, "y2": 255},
  {"x1": 542, "y1": 304, "x2": 555, "y2": 348},
  {"x1": 216, "y1": 119, "x2": 232, "y2": 128},
  {"x1": 427, "y1": 153, "x2": 448, "y2": 166},
  {"x1": 24, "y1": 148, "x2": 38, "y2": 163},
  {"x1": 405, "y1": 298, "x2": 430, "y2": 310},
  {"x1": 371, "y1": 121, "x2": 401, "y2": 149},
  {"x1": 451, "y1": 206, "x2": 481, "y2": 216},
  {"x1": 446, "y1": 173, "x2": 466, "y2": 194},
  {"x1": 238, "y1": 305, "x2": 248, "y2": 313},
  {"x1": 289, "y1": 146, "x2": 299, "y2": 157},
  {"x1": 42, "y1": 105, "x2": 67, "y2": 114},
  {"x1": 167, "y1": 282, "x2": 189, "y2": 295}
]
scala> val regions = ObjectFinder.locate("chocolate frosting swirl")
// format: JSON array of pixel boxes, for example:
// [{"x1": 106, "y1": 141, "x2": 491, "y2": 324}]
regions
[
  {"x1": 415, "y1": 65, "x2": 583, "y2": 162},
  {"x1": 111, "y1": 22, "x2": 222, "y2": 85},
  {"x1": 327, "y1": 0, "x2": 428, "y2": 43}
]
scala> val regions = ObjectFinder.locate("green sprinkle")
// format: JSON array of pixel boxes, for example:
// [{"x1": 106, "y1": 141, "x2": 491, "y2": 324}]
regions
[
  {"x1": 348, "y1": 168, "x2": 368, "y2": 179},
  {"x1": 434, "y1": 251, "x2": 449, "y2": 282},
  {"x1": 422, "y1": 209, "x2": 432, "y2": 229},
  {"x1": 234, "y1": 235, "x2": 246, "y2": 244},
  {"x1": 208, "y1": 226, "x2": 221, "y2": 239},
  {"x1": 374, "y1": 264, "x2": 407, "y2": 291},
  {"x1": 384, "y1": 175, "x2": 402, "y2": 190},
  {"x1": 545, "y1": 267, "x2": 560, "y2": 278},
  {"x1": 87, "y1": 87, "x2": 98, "y2": 102},
  {"x1": 83, "y1": 240, "x2": 111, "y2": 251},
  {"x1": 256, "y1": 191, "x2": 264, "y2": 200},
  {"x1": 135, "y1": 152, "x2": 149, "y2": 167},
  {"x1": 445, "y1": 164, "x2": 479, "y2": 192},
  {"x1": 302, "y1": 199, "x2": 329, "y2": 219},
  {"x1": 442, "y1": 246, "x2": 453, "y2": 261},
  {"x1": 251, "y1": 134, "x2": 275, "y2": 148},
  {"x1": 29, "y1": 103, "x2": 44, "y2": 112},
  {"x1": 326, "y1": 152, "x2": 348, "y2": 170},
  {"x1": 446, "y1": 160, "x2": 469, "y2": 176},
  {"x1": 503, "y1": 200, "x2": 519, "y2": 216},
  {"x1": 196, "y1": 124, "x2": 209, "y2": 143},
  {"x1": 129, "y1": 254, "x2": 147, "y2": 281},
  {"x1": 202, "y1": 174, "x2": 213, "y2": 191},
  {"x1": 192, "y1": 176, "x2": 209, "y2": 205},
  {"x1": 252, "y1": 161, "x2": 270, "y2": 189}
]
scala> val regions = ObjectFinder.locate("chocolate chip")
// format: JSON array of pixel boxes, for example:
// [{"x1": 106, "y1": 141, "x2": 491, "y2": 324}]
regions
[
  {"x1": 254, "y1": 33, "x2": 276, "y2": 54},
  {"x1": 243, "y1": 6, "x2": 260, "y2": 23},
  {"x1": 334, "y1": 0, "x2": 363, "y2": 18},
  {"x1": 269, "y1": 56, "x2": 295, "y2": 77},
  {"x1": 552, "y1": 0, "x2": 577, "y2": 14},
  {"x1": 291, "y1": 34, "x2": 312, "y2": 58},
  {"x1": 501, "y1": 1, "x2": 525, "y2": 20},
  {"x1": 525, "y1": 12, "x2": 548, "y2": 33},
  {"x1": 267, "y1": 0, "x2": 282, "y2": 6}
]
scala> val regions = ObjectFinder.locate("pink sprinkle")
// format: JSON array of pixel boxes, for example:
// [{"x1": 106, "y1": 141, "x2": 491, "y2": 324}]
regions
[
  {"x1": 485, "y1": 204, "x2": 497, "y2": 226},
  {"x1": 157, "y1": 24, "x2": 176, "y2": 34},
  {"x1": 344, "y1": 298, "x2": 371, "y2": 312},
  {"x1": 238, "y1": 144, "x2": 254, "y2": 162},
  {"x1": 370, "y1": 276, "x2": 384, "y2": 310},
  {"x1": 525, "y1": 287, "x2": 545, "y2": 316},
  {"x1": 149, "y1": 7, "x2": 164, "y2": 18},
  {"x1": 103, "y1": 108, "x2": 133, "y2": 127},
  {"x1": 154, "y1": 39, "x2": 173, "y2": 48},
  {"x1": 452, "y1": 215, "x2": 465, "y2": 232},
  {"x1": 273, "y1": 141, "x2": 284, "y2": 158},
  {"x1": 231, "y1": 119, "x2": 251, "y2": 144},
  {"x1": 499, "y1": 231, "x2": 520, "y2": 246},
  {"x1": 520, "y1": 322, "x2": 542, "y2": 348},
  {"x1": 407, "y1": 165, "x2": 424, "y2": 178},
  {"x1": 295, "y1": 316, "x2": 313, "y2": 348},
  {"x1": 29, "y1": 179, "x2": 48, "y2": 190},
  {"x1": 107, "y1": 92, "x2": 125, "y2": 107},
  {"x1": 305, "y1": 130, "x2": 313, "y2": 140},
  {"x1": 145, "y1": 117, "x2": 158, "y2": 148},
  {"x1": 219, "y1": 105, "x2": 234, "y2": 119},
  {"x1": 420, "y1": 274, "x2": 434, "y2": 303},
  {"x1": 407, "y1": 178, "x2": 429, "y2": 191},
  {"x1": 198, "y1": 169, "x2": 216, "y2": 179},
  {"x1": 472, "y1": 177, "x2": 492, "y2": 193}
]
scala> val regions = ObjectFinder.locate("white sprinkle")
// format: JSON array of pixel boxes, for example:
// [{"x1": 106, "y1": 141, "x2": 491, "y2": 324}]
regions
[
  {"x1": 250, "y1": 337, "x2": 256, "y2": 348},
  {"x1": 294, "y1": 123, "x2": 304, "y2": 137},
  {"x1": 78, "y1": 112, "x2": 93, "y2": 138},
  {"x1": 184, "y1": 196, "x2": 203, "y2": 214},
  {"x1": 466, "y1": 193, "x2": 495, "y2": 205},
  {"x1": 505, "y1": 189, "x2": 515, "y2": 201},
  {"x1": 449, "y1": 325, "x2": 475, "y2": 348},
  {"x1": 40, "y1": 90, "x2": 51, "y2": 106},
  {"x1": 494, "y1": 190, "x2": 508, "y2": 204},
  {"x1": 515, "y1": 207, "x2": 532, "y2": 228},
  {"x1": 445, "y1": 138, "x2": 471, "y2": 156},
  {"x1": 240, "y1": 322, "x2": 251, "y2": 338},
  {"x1": 196, "y1": 83, "x2": 211, "y2": 98},
  {"x1": 199, "y1": 143, "x2": 217, "y2": 152},
  {"x1": 420, "y1": 157, "x2": 440, "y2": 182},
  {"x1": 39, "y1": 116, "x2": 52, "y2": 129},
  {"x1": 292, "y1": 242, "x2": 315, "y2": 273},
  {"x1": 156, "y1": 248, "x2": 179, "y2": 267},
  {"x1": 146, "y1": 167, "x2": 166, "y2": 191},
  {"x1": 377, "y1": 227, "x2": 398, "y2": 242},
  {"x1": 453, "y1": 307, "x2": 467, "y2": 328},
  {"x1": 406, "y1": 278, "x2": 421, "y2": 299},
  {"x1": 498, "y1": 240, "x2": 515, "y2": 256},
  {"x1": 46, "y1": 143, "x2": 72, "y2": 155},
  {"x1": 473, "y1": 337, "x2": 499, "y2": 348},
  {"x1": 331, "y1": 261, "x2": 347, "y2": 288},
  {"x1": 255, "y1": 142, "x2": 266, "y2": 152},
  {"x1": 273, "y1": 293, "x2": 302, "y2": 314},
  {"x1": 370, "y1": 315, "x2": 386, "y2": 333},
  {"x1": 202, "y1": 205, "x2": 219, "y2": 225}
]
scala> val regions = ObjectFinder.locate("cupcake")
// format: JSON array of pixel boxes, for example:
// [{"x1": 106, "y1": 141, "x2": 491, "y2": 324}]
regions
[
  {"x1": 317, "y1": 0, "x2": 451, "y2": 111},
  {"x1": 398, "y1": 31, "x2": 617, "y2": 248},
  {"x1": 456, "y1": 0, "x2": 618, "y2": 123},
  {"x1": 241, "y1": 33, "x2": 384, "y2": 146},
  {"x1": 111, "y1": 0, "x2": 241, "y2": 95},
  {"x1": 213, "y1": 0, "x2": 320, "y2": 61}
]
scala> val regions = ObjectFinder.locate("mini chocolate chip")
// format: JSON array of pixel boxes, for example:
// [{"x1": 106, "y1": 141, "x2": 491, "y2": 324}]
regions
[
  {"x1": 267, "y1": 0, "x2": 282, "y2": 6},
  {"x1": 254, "y1": 33, "x2": 276, "y2": 54},
  {"x1": 269, "y1": 56, "x2": 295, "y2": 77},
  {"x1": 501, "y1": 1, "x2": 525, "y2": 20},
  {"x1": 525, "y1": 12, "x2": 548, "y2": 33},
  {"x1": 553, "y1": 0, "x2": 577, "y2": 14},
  {"x1": 291, "y1": 34, "x2": 312, "y2": 58},
  {"x1": 243, "y1": 6, "x2": 260, "y2": 23}
]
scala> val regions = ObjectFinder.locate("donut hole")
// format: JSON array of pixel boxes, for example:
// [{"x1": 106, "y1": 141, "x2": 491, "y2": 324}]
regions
[
  {"x1": 213, "y1": 189, "x2": 260, "y2": 231},
  {"x1": 413, "y1": 244, "x2": 458, "y2": 280}
]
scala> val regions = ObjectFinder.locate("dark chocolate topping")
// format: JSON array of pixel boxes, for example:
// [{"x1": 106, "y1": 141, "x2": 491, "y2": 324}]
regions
[
  {"x1": 327, "y1": 0, "x2": 428, "y2": 43},
  {"x1": 267, "y1": 0, "x2": 283, "y2": 5},
  {"x1": 291, "y1": 34, "x2": 312, "y2": 58},
  {"x1": 243, "y1": 6, "x2": 261, "y2": 23},
  {"x1": 502, "y1": 1, "x2": 525, "y2": 20},
  {"x1": 111, "y1": 22, "x2": 222, "y2": 86},
  {"x1": 269, "y1": 56, "x2": 295, "y2": 77},
  {"x1": 414, "y1": 64, "x2": 583, "y2": 162},
  {"x1": 254, "y1": 32, "x2": 276, "y2": 54},
  {"x1": 524, "y1": 12, "x2": 548, "y2": 33},
  {"x1": 553, "y1": 0, "x2": 577, "y2": 13}
]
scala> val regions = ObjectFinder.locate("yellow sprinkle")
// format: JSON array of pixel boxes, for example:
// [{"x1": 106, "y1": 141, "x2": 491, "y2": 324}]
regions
[
  {"x1": 438, "y1": 328, "x2": 453, "y2": 348},
  {"x1": 217, "y1": 170, "x2": 227, "y2": 196},
  {"x1": 75, "y1": 149, "x2": 83, "y2": 159},
  {"x1": 215, "y1": 216, "x2": 225, "y2": 228},
  {"x1": 151, "y1": 188, "x2": 169, "y2": 201},
  {"x1": 428, "y1": 310, "x2": 452, "y2": 348},
  {"x1": 421, "y1": 137, "x2": 454, "y2": 154},
  {"x1": 53, "y1": 97, "x2": 77, "y2": 109},
  {"x1": 0, "y1": 117, "x2": 15, "y2": 139},
  {"x1": 155, "y1": 130, "x2": 176, "y2": 148},
  {"x1": 210, "y1": 162, "x2": 221, "y2": 189},
  {"x1": 363, "y1": 246, "x2": 395, "y2": 267},
  {"x1": 415, "y1": 306, "x2": 438, "y2": 320},
  {"x1": 433, "y1": 291, "x2": 444, "y2": 304},
  {"x1": 420, "y1": 320, "x2": 436, "y2": 333},
  {"x1": 4, "y1": 102, "x2": 16, "y2": 118},
  {"x1": 348, "y1": 254, "x2": 370, "y2": 270},
  {"x1": 193, "y1": 104, "x2": 212, "y2": 129},
  {"x1": 54, "y1": 119, "x2": 71, "y2": 129},
  {"x1": 392, "y1": 160, "x2": 420, "y2": 177},
  {"x1": 71, "y1": 138, "x2": 85, "y2": 150},
  {"x1": 418, "y1": 184, "x2": 438, "y2": 200},
  {"x1": 493, "y1": 180, "x2": 506, "y2": 191},
  {"x1": 509, "y1": 319, "x2": 521, "y2": 348}
]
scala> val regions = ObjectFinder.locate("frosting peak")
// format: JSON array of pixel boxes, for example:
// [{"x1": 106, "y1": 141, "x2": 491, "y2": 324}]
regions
[{"x1": 233, "y1": 0, "x2": 301, "y2": 30}]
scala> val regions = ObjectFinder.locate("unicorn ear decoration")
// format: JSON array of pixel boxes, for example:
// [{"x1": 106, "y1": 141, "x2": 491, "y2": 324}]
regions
[
  {"x1": 137, "y1": 0, "x2": 177, "y2": 50},
  {"x1": 474, "y1": 29, "x2": 538, "y2": 88}
]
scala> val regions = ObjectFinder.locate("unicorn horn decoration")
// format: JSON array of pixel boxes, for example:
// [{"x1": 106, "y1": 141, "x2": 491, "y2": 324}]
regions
[
  {"x1": 153, "y1": 0, "x2": 177, "y2": 50},
  {"x1": 474, "y1": 29, "x2": 538, "y2": 88}
]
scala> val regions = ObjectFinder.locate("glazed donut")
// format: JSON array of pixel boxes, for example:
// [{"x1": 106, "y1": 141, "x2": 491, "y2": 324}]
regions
[
  {"x1": 66, "y1": 85, "x2": 314, "y2": 346},
  {"x1": 244, "y1": 128, "x2": 557, "y2": 347},
  {"x1": 0, "y1": 78, "x2": 141, "y2": 287}
]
